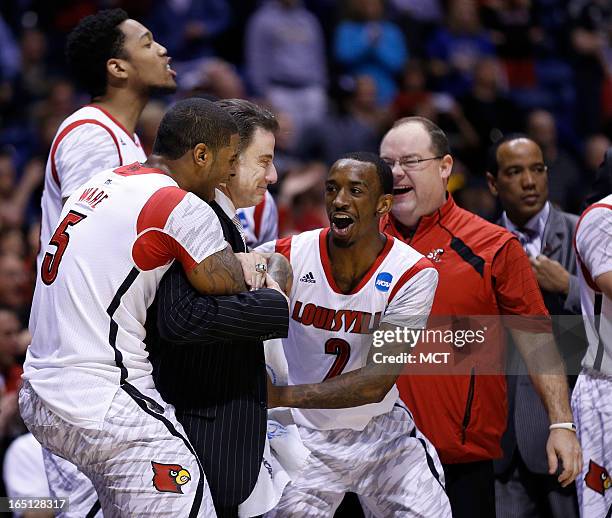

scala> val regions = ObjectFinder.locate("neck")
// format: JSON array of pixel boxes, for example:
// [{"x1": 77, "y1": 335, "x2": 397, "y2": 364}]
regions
[
  {"x1": 327, "y1": 230, "x2": 386, "y2": 292},
  {"x1": 91, "y1": 88, "x2": 148, "y2": 135},
  {"x1": 218, "y1": 184, "x2": 238, "y2": 207},
  {"x1": 143, "y1": 155, "x2": 216, "y2": 202}
]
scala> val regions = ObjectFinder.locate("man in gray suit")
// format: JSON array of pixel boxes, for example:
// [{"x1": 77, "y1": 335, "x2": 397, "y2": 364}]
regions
[{"x1": 486, "y1": 134, "x2": 586, "y2": 518}]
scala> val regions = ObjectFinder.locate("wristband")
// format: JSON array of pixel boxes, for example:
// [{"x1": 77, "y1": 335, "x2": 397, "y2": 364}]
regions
[{"x1": 549, "y1": 422, "x2": 576, "y2": 432}]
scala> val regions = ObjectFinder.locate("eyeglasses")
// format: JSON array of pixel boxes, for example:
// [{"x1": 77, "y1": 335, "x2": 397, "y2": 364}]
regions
[{"x1": 381, "y1": 156, "x2": 444, "y2": 171}]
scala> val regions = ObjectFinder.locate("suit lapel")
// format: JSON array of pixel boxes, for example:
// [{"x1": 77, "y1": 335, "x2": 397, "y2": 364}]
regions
[{"x1": 541, "y1": 207, "x2": 564, "y2": 260}]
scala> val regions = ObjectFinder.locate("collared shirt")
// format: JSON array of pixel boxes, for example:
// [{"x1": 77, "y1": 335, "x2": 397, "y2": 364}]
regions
[
  {"x1": 215, "y1": 189, "x2": 247, "y2": 249},
  {"x1": 501, "y1": 202, "x2": 550, "y2": 258}
]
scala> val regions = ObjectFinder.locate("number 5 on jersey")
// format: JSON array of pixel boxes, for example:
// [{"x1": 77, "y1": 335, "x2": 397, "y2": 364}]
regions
[{"x1": 41, "y1": 211, "x2": 87, "y2": 285}]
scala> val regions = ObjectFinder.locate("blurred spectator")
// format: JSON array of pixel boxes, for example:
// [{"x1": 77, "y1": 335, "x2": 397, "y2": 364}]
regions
[
  {"x1": 0, "y1": 254, "x2": 30, "y2": 325},
  {"x1": 15, "y1": 28, "x2": 51, "y2": 103},
  {"x1": 246, "y1": 0, "x2": 328, "y2": 134},
  {"x1": 31, "y1": 78, "x2": 77, "y2": 130},
  {"x1": 391, "y1": 59, "x2": 433, "y2": 119},
  {"x1": 137, "y1": 100, "x2": 166, "y2": 155},
  {"x1": 0, "y1": 154, "x2": 44, "y2": 229},
  {"x1": 3, "y1": 433, "x2": 52, "y2": 517},
  {"x1": 460, "y1": 57, "x2": 522, "y2": 171},
  {"x1": 277, "y1": 161, "x2": 327, "y2": 235},
  {"x1": 574, "y1": 133, "x2": 612, "y2": 211},
  {"x1": 0, "y1": 228, "x2": 26, "y2": 258},
  {"x1": 298, "y1": 75, "x2": 384, "y2": 165},
  {"x1": 426, "y1": 0, "x2": 495, "y2": 97},
  {"x1": 0, "y1": 308, "x2": 24, "y2": 441},
  {"x1": 334, "y1": 0, "x2": 407, "y2": 106},
  {"x1": 179, "y1": 58, "x2": 246, "y2": 101},
  {"x1": 0, "y1": 15, "x2": 20, "y2": 83},
  {"x1": 145, "y1": 0, "x2": 230, "y2": 62},
  {"x1": 569, "y1": 0, "x2": 611, "y2": 135},
  {"x1": 526, "y1": 109, "x2": 581, "y2": 212},
  {"x1": 481, "y1": 0, "x2": 544, "y2": 88},
  {"x1": 388, "y1": 0, "x2": 444, "y2": 58}
]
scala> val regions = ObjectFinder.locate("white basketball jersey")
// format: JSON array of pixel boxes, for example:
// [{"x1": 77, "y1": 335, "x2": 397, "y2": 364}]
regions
[
  {"x1": 259, "y1": 228, "x2": 437, "y2": 430},
  {"x1": 38, "y1": 105, "x2": 146, "y2": 271},
  {"x1": 575, "y1": 194, "x2": 612, "y2": 376},
  {"x1": 24, "y1": 162, "x2": 227, "y2": 429},
  {"x1": 237, "y1": 191, "x2": 278, "y2": 248}
]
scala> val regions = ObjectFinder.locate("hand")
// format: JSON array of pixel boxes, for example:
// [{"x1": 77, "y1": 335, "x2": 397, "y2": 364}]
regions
[
  {"x1": 530, "y1": 255, "x2": 570, "y2": 295},
  {"x1": 264, "y1": 273, "x2": 290, "y2": 305},
  {"x1": 0, "y1": 391, "x2": 20, "y2": 437},
  {"x1": 235, "y1": 252, "x2": 268, "y2": 290},
  {"x1": 546, "y1": 428, "x2": 582, "y2": 486}
]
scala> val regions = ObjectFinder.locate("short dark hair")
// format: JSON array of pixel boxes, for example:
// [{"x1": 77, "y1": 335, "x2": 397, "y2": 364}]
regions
[
  {"x1": 215, "y1": 99, "x2": 279, "y2": 153},
  {"x1": 338, "y1": 151, "x2": 393, "y2": 195},
  {"x1": 392, "y1": 116, "x2": 451, "y2": 157},
  {"x1": 66, "y1": 9, "x2": 129, "y2": 98},
  {"x1": 153, "y1": 98, "x2": 237, "y2": 160},
  {"x1": 486, "y1": 132, "x2": 532, "y2": 176}
]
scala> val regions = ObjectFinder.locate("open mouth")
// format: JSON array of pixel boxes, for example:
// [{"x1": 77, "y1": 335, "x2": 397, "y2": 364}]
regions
[
  {"x1": 393, "y1": 186, "x2": 413, "y2": 196},
  {"x1": 166, "y1": 63, "x2": 177, "y2": 78},
  {"x1": 331, "y1": 213, "x2": 355, "y2": 236}
]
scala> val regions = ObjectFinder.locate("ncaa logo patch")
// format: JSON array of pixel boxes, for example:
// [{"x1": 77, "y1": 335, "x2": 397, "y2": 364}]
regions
[{"x1": 375, "y1": 272, "x2": 393, "y2": 292}]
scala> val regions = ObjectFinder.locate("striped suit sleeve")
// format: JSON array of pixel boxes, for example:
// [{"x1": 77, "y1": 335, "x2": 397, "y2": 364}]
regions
[{"x1": 156, "y1": 262, "x2": 289, "y2": 344}]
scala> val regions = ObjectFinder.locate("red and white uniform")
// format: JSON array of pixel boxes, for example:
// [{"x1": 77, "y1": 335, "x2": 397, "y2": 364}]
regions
[
  {"x1": 38, "y1": 105, "x2": 146, "y2": 270},
  {"x1": 572, "y1": 194, "x2": 612, "y2": 518},
  {"x1": 21, "y1": 162, "x2": 226, "y2": 517},
  {"x1": 258, "y1": 229, "x2": 451, "y2": 517},
  {"x1": 237, "y1": 191, "x2": 278, "y2": 249}
]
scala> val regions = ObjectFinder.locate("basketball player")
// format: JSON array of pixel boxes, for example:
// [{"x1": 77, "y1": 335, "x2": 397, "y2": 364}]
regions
[
  {"x1": 34, "y1": 9, "x2": 178, "y2": 515},
  {"x1": 19, "y1": 99, "x2": 277, "y2": 517},
  {"x1": 258, "y1": 152, "x2": 451, "y2": 517}
]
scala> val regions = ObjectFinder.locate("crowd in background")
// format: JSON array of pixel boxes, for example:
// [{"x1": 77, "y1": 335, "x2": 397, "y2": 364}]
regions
[{"x1": 0, "y1": 0, "x2": 610, "y2": 503}]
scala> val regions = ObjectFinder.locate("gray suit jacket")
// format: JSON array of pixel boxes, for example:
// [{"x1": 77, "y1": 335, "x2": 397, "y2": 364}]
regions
[{"x1": 495, "y1": 205, "x2": 587, "y2": 475}]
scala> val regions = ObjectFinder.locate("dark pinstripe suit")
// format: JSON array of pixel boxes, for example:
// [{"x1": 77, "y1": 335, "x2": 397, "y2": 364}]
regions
[{"x1": 150, "y1": 201, "x2": 289, "y2": 517}]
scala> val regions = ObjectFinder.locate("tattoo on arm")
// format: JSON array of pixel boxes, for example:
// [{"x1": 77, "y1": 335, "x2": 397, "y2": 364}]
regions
[
  {"x1": 267, "y1": 253, "x2": 293, "y2": 294},
  {"x1": 187, "y1": 245, "x2": 248, "y2": 295}
]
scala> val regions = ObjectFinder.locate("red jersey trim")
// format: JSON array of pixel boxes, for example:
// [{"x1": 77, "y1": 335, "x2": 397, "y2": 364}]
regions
[
  {"x1": 133, "y1": 187, "x2": 196, "y2": 272},
  {"x1": 88, "y1": 104, "x2": 137, "y2": 144},
  {"x1": 51, "y1": 120, "x2": 121, "y2": 188},
  {"x1": 388, "y1": 257, "x2": 433, "y2": 302},
  {"x1": 574, "y1": 203, "x2": 612, "y2": 293},
  {"x1": 253, "y1": 197, "x2": 266, "y2": 239},
  {"x1": 114, "y1": 162, "x2": 165, "y2": 177},
  {"x1": 275, "y1": 235, "x2": 293, "y2": 262},
  {"x1": 318, "y1": 228, "x2": 395, "y2": 295}
]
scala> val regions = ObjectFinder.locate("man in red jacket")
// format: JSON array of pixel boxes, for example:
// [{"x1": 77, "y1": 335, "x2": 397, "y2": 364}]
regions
[{"x1": 379, "y1": 116, "x2": 582, "y2": 518}]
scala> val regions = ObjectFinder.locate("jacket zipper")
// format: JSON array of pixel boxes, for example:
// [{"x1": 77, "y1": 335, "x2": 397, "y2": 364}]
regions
[{"x1": 461, "y1": 367, "x2": 476, "y2": 444}]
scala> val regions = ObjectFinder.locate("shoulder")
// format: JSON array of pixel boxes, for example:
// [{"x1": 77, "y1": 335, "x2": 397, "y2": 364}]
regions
[{"x1": 443, "y1": 204, "x2": 514, "y2": 251}]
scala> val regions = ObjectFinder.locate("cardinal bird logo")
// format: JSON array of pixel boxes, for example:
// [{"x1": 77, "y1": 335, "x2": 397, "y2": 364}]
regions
[
  {"x1": 151, "y1": 461, "x2": 191, "y2": 494},
  {"x1": 585, "y1": 460, "x2": 612, "y2": 496}
]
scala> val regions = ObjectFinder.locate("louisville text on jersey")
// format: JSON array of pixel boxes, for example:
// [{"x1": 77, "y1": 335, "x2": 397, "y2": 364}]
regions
[{"x1": 292, "y1": 300, "x2": 382, "y2": 334}]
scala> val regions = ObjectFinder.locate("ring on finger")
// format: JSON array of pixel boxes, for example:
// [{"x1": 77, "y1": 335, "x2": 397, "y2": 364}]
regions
[{"x1": 255, "y1": 263, "x2": 267, "y2": 273}]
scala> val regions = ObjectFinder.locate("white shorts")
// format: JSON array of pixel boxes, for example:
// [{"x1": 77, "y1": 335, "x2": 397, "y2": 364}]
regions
[
  {"x1": 571, "y1": 369, "x2": 612, "y2": 518},
  {"x1": 19, "y1": 381, "x2": 216, "y2": 518},
  {"x1": 264, "y1": 402, "x2": 451, "y2": 517},
  {"x1": 42, "y1": 450, "x2": 102, "y2": 517}
]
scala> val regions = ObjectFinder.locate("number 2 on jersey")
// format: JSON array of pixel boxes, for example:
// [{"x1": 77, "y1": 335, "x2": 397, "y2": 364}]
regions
[
  {"x1": 323, "y1": 338, "x2": 351, "y2": 380},
  {"x1": 41, "y1": 210, "x2": 87, "y2": 285}
]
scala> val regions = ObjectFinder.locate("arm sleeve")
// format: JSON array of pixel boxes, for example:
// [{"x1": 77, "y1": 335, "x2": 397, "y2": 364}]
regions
[
  {"x1": 576, "y1": 206, "x2": 612, "y2": 279},
  {"x1": 382, "y1": 265, "x2": 438, "y2": 328},
  {"x1": 55, "y1": 124, "x2": 121, "y2": 199},
  {"x1": 133, "y1": 188, "x2": 228, "y2": 272},
  {"x1": 492, "y1": 238, "x2": 551, "y2": 331},
  {"x1": 156, "y1": 262, "x2": 289, "y2": 344},
  {"x1": 374, "y1": 24, "x2": 408, "y2": 72}
]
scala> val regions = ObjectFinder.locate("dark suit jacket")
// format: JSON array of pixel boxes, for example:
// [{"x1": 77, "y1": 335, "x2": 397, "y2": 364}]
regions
[
  {"x1": 495, "y1": 205, "x2": 587, "y2": 475},
  {"x1": 150, "y1": 201, "x2": 289, "y2": 509}
]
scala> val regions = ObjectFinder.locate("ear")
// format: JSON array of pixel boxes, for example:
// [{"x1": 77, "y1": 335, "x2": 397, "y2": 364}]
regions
[
  {"x1": 193, "y1": 143, "x2": 210, "y2": 167},
  {"x1": 376, "y1": 193, "x2": 393, "y2": 216},
  {"x1": 439, "y1": 154, "x2": 453, "y2": 180},
  {"x1": 107, "y1": 58, "x2": 128, "y2": 81},
  {"x1": 486, "y1": 171, "x2": 498, "y2": 197}
]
